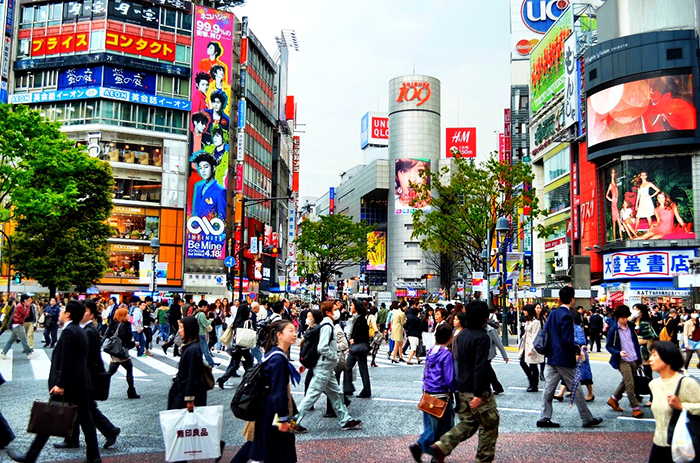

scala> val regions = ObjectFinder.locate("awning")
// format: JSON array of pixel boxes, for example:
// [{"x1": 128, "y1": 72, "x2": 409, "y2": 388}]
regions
[
  {"x1": 629, "y1": 280, "x2": 676, "y2": 290},
  {"x1": 609, "y1": 291, "x2": 625, "y2": 302}
]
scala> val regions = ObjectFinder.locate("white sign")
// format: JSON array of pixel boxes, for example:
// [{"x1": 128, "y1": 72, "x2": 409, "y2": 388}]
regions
[
  {"x1": 249, "y1": 236, "x2": 258, "y2": 254},
  {"x1": 603, "y1": 250, "x2": 695, "y2": 280},
  {"x1": 630, "y1": 289, "x2": 691, "y2": 297},
  {"x1": 563, "y1": 34, "x2": 578, "y2": 129},
  {"x1": 236, "y1": 131, "x2": 245, "y2": 161},
  {"x1": 554, "y1": 244, "x2": 568, "y2": 272},
  {"x1": 139, "y1": 260, "x2": 168, "y2": 285}
]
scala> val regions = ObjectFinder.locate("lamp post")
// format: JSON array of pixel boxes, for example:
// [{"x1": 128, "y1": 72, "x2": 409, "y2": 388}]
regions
[
  {"x1": 150, "y1": 237, "x2": 160, "y2": 301},
  {"x1": 495, "y1": 217, "x2": 511, "y2": 346},
  {"x1": 0, "y1": 228, "x2": 10, "y2": 296}
]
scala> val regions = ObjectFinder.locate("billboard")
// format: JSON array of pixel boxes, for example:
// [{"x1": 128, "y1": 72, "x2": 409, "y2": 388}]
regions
[
  {"x1": 105, "y1": 32, "x2": 175, "y2": 61},
  {"x1": 446, "y1": 127, "x2": 476, "y2": 158},
  {"x1": 395, "y1": 158, "x2": 431, "y2": 215},
  {"x1": 510, "y1": 0, "x2": 570, "y2": 61},
  {"x1": 360, "y1": 112, "x2": 389, "y2": 149},
  {"x1": 58, "y1": 66, "x2": 157, "y2": 93},
  {"x1": 587, "y1": 74, "x2": 697, "y2": 149},
  {"x1": 529, "y1": 6, "x2": 573, "y2": 114},
  {"x1": 31, "y1": 32, "x2": 90, "y2": 57},
  {"x1": 603, "y1": 249, "x2": 694, "y2": 280},
  {"x1": 367, "y1": 231, "x2": 386, "y2": 271},
  {"x1": 185, "y1": 5, "x2": 234, "y2": 260},
  {"x1": 603, "y1": 157, "x2": 695, "y2": 243}
]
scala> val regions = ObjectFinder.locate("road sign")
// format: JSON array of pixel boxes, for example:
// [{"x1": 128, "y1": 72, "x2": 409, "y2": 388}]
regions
[
  {"x1": 224, "y1": 256, "x2": 236, "y2": 268},
  {"x1": 249, "y1": 292, "x2": 257, "y2": 300}
]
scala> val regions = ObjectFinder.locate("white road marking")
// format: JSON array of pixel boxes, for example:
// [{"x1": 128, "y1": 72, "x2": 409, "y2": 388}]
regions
[
  {"x1": 0, "y1": 349, "x2": 12, "y2": 381},
  {"x1": 28, "y1": 349, "x2": 51, "y2": 380},
  {"x1": 617, "y1": 416, "x2": 655, "y2": 423},
  {"x1": 101, "y1": 352, "x2": 147, "y2": 377},
  {"x1": 132, "y1": 353, "x2": 178, "y2": 375}
]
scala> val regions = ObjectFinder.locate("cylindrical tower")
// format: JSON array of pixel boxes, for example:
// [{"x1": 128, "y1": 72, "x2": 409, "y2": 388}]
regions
[{"x1": 387, "y1": 75, "x2": 441, "y2": 298}]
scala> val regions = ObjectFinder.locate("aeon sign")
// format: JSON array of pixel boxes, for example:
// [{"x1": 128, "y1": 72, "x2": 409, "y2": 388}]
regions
[
  {"x1": 521, "y1": 0, "x2": 569, "y2": 34},
  {"x1": 396, "y1": 82, "x2": 431, "y2": 106}
]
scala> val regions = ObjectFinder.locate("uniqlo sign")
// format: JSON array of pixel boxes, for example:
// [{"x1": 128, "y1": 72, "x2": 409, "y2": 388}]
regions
[{"x1": 446, "y1": 127, "x2": 476, "y2": 158}]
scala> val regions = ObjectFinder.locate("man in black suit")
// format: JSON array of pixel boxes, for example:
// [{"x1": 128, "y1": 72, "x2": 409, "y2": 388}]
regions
[
  {"x1": 7, "y1": 300, "x2": 102, "y2": 463},
  {"x1": 54, "y1": 300, "x2": 120, "y2": 450},
  {"x1": 588, "y1": 308, "x2": 604, "y2": 352}
]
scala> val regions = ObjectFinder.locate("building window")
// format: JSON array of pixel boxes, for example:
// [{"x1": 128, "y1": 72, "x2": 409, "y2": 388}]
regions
[
  {"x1": 114, "y1": 178, "x2": 162, "y2": 203},
  {"x1": 109, "y1": 211, "x2": 159, "y2": 240},
  {"x1": 106, "y1": 250, "x2": 144, "y2": 277},
  {"x1": 519, "y1": 95, "x2": 529, "y2": 110},
  {"x1": 102, "y1": 142, "x2": 163, "y2": 167},
  {"x1": 544, "y1": 183, "x2": 571, "y2": 215},
  {"x1": 543, "y1": 147, "x2": 569, "y2": 183}
]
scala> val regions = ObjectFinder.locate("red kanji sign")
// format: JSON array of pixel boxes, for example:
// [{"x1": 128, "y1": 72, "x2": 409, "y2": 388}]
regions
[
  {"x1": 105, "y1": 32, "x2": 175, "y2": 62},
  {"x1": 31, "y1": 32, "x2": 89, "y2": 57}
]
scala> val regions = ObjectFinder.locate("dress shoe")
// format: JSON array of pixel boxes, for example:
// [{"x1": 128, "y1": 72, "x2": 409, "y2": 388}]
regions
[
  {"x1": 357, "y1": 393, "x2": 371, "y2": 398},
  {"x1": 6, "y1": 450, "x2": 34, "y2": 462},
  {"x1": 54, "y1": 442, "x2": 80, "y2": 449},
  {"x1": 536, "y1": 418, "x2": 560, "y2": 428},
  {"x1": 585, "y1": 395, "x2": 595, "y2": 402},
  {"x1": 430, "y1": 443, "x2": 446, "y2": 463},
  {"x1": 552, "y1": 395, "x2": 564, "y2": 402},
  {"x1": 409, "y1": 443, "x2": 423, "y2": 463},
  {"x1": 217, "y1": 378, "x2": 226, "y2": 390},
  {"x1": 344, "y1": 397, "x2": 351, "y2": 407},
  {"x1": 323, "y1": 412, "x2": 337, "y2": 418},
  {"x1": 526, "y1": 386, "x2": 538, "y2": 393},
  {"x1": 539, "y1": 372, "x2": 545, "y2": 381},
  {"x1": 162, "y1": 346, "x2": 168, "y2": 355},
  {"x1": 371, "y1": 362, "x2": 378, "y2": 367},
  {"x1": 81, "y1": 459, "x2": 102, "y2": 463},
  {"x1": 582, "y1": 417, "x2": 604, "y2": 428},
  {"x1": 607, "y1": 397, "x2": 623, "y2": 412},
  {"x1": 633, "y1": 409, "x2": 645, "y2": 419},
  {"x1": 104, "y1": 427, "x2": 120, "y2": 449}
]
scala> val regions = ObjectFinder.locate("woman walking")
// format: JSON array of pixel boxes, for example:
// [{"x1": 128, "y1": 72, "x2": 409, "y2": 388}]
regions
[
  {"x1": 682, "y1": 308, "x2": 700, "y2": 370},
  {"x1": 194, "y1": 301, "x2": 218, "y2": 368},
  {"x1": 105, "y1": 307, "x2": 140, "y2": 399},
  {"x1": 520, "y1": 304, "x2": 545, "y2": 392},
  {"x1": 344, "y1": 300, "x2": 371, "y2": 399},
  {"x1": 368, "y1": 306, "x2": 382, "y2": 368}
]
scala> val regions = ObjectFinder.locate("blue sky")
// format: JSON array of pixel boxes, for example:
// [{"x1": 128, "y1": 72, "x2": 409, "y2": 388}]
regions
[{"x1": 234, "y1": 0, "x2": 512, "y2": 198}]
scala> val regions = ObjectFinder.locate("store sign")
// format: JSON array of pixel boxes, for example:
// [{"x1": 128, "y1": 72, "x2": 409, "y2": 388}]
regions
[
  {"x1": 631, "y1": 289, "x2": 691, "y2": 297},
  {"x1": 9, "y1": 87, "x2": 190, "y2": 110},
  {"x1": 114, "y1": 206, "x2": 144, "y2": 214},
  {"x1": 143, "y1": 0, "x2": 192, "y2": 12},
  {"x1": 15, "y1": 52, "x2": 189, "y2": 77},
  {"x1": 31, "y1": 32, "x2": 90, "y2": 57},
  {"x1": 360, "y1": 112, "x2": 389, "y2": 149},
  {"x1": 108, "y1": 0, "x2": 160, "y2": 28},
  {"x1": 63, "y1": 0, "x2": 107, "y2": 21},
  {"x1": 562, "y1": 34, "x2": 578, "y2": 129},
  {"x1": 446, "y1": 127, "x2": 476, "y2": 158},
  {"x1": 545, "y1": 237, "x2": 565, "y2": 250},
  {"x1": 105, "y1": 32, "x2": 175, "y2": 62},
  {"x1": 603, "y1": 250, "x2": 694, "y2": 280},
  {"x1": 58, "y1": 66, "x2": 156, "y2": 93},
  {"x1": 510, "y1": 0, "x2": 569, "y2": 60},
  {"x1": 396, "y1": 81, "x2": 431, "y2": 106}
]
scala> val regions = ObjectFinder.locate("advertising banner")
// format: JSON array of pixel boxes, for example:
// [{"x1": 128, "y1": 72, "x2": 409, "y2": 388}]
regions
[
  {"x1": 139, "y1": 261, "x2": 168, "y2": 284},
  {"x1": 9, "y1": 87, "x2": 190, "y2": 110},
  {"x1": 58, "y1": 66, "x2": 157, "y2": 93},
  {"x1": 588, "y1": 74, "x2": 696, "y2": 148},
  {"x1": 446, "y1": 127, "x2": 476, "y2": 158},
  {"x1": 603, "y1": 249, "x2": 694, "y2": 280},
  {"x1": 360, "y1": 112, "x2": 389, "y2": 149},
  {"x1": 367, "y1": 231, "x2": 386, "y2": 271},
  {"x1": 108, "y1": 0, "x2": 161, "y2": 28},
  {"x1": 506, "y1": 252, "x2": 523, "y2": 284},
  {"x1": 395, "y1": 158, "x2": 431, "y2": 215},
  {"x1": 185, "y1": 5, "x2": 233, "y2": 260},
  {"x1": 510, "y1": 0, "x2": 569, "y2": 61},
  {"x1": 563, "y1": 34, "x2": 578, "y2": 129},
  {"x1": 105, "y1": 32, "x2": 175, "y2": 61},
  {"x1": 31, "y1": 32, "x2": 90, "y2": 57},
  {"x1": 603, "y1": 157, "x2": 695, "y2": 243},
  {"x1": 530, "y1": 6, "x2": 573, "y2": 114}
]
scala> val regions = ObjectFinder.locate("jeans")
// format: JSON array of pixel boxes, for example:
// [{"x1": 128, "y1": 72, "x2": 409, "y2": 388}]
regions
[
  {"x1": 199, "y1": 335, "x2": 216, "y2": 366},
  {"x1": 250, "y1": 347, "x2": 263, "y2": 364},
  {"x1": 215, "y1": 325, "x2": 224, "y2": 351},
  {"x1": 417, "y1": 400, "x2": 454, "y2": 454},
  {"x1": 519, "y1": 356, "x2": 540, "y2": 389},
  {"x1": 158, "y1": 324, "x2": 170, "y2": 342},
  {"x1": 43, "y1": 323, "x2": 58, "y2": 346},
  {"x1": 132, "y1": 331, "x2": 145, "y2": 356},
  {"x1": 3, "y1": 325, "x2": 33, "y2": 355}
]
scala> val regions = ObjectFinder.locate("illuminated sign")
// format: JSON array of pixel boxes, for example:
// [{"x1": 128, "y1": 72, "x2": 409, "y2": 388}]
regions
[
  {"x1": 31, "y1": 32, "x2": 89, "y2": 57},
  {"x1": 360, "y1": 112, "x2": 389, "y2": 149},
  {"x1": 396, "y1": 82, "x2": 431, "y2": 106},
  {"x1": 105, "y1": 32, "x2": 175, "y2": 62},
  {"x1": 603, "y1": 250, "x2": 695, "y2": 280}
]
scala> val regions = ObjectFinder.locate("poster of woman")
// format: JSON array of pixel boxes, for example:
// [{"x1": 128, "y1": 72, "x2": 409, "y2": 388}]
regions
[{"x1": 395, "y1": 157, "x2": 431, "y2": 214}]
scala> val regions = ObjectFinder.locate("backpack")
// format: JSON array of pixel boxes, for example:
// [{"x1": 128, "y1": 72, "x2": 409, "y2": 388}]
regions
[
  {"x1": 255, "y1": 317, "x2": 272, "y2": 348},
  {"x1": 659, "y1": 319, "x2": 672, "y2": 342},
  {"x1": 230, "y1": 350, "x2": 285, "y2": 421},
  {"x1": 299, "y1": 324, "x2": 327, "y2": 369}
]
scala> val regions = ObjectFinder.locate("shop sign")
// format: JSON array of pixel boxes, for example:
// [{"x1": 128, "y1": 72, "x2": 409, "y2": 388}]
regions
[
  {"x1": 110, "y1": 243, "x2": 142, "y2": 252},
  {"x1": 114, "y1": 206, "x2": 144, "y2": 215},
  {"x1": 545, "y1": 237, "x2": 565, "y2": 250},
  {"x1": 9, "y1": 87, "x2": 190, "y2": 110},
  {"x1": 603, "y1": 250, "x2": 695, "y2": 280},
  {"x1": 105, "y1": 32, "x2": 175, "y2": 62},
  {"x1": 563, "y1": 34, "x2": 578, "y2": 129},
  {"x1": 630, "y1": 289, "x2": 690, "y2": 297},
  {"x1": 396, "y1": 82, "x2": 431, "y2": 106},
  {"x1": 14, "y1": 52, "x2": 190, "y2": 77},
  {"x1": 31, "y1": 33, "x2": 89, "y2": 57}
]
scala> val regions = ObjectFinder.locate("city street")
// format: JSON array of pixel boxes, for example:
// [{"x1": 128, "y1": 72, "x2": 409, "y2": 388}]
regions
[{"x1": 0, "y1": 330, "x2": 690, "y2": 462}]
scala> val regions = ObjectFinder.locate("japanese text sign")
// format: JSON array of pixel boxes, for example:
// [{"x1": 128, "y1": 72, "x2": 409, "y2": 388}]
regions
[
  {"x1": 31, "y1": 32, "x2": 89, "y2": 57},
  {"x1": 105, "y1": 32, "x2": 175, "y2": 62},
  {"x1": 603, "y1": 250, "x2": 695, "y2": 280}
]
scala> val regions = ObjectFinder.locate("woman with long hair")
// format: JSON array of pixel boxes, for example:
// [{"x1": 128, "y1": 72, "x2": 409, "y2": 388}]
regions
[
  {"x1": 606, "y1": 168, "x2": 621, "y2": 240},
  {"x1": 105, "y1": 306, "x2": 139, "y2": 399},
  {"x1": 217, "y1": 304, "x2": 254, "y2": 388},
  {"x1": 395, "y1": 158, "x2": 430, "y2": 209},
  {"x1": 167, "y1": 316, "x2": 207, "y2": 410},
  {"x1": 520, "y1": 304, "x2": 545, "y2": 392},
  {"x1": 344, "y1": 300, "x2": 371, "y2": 398},
  {"x1": 633, "y1": 171, "x2": 661, "y2": 234},
  {"x1": 368, "y1": 306, "x2": 383, "y2": 368},
  {"x1": 635, "y1": 192, "x2": 686, "y2": 240}
]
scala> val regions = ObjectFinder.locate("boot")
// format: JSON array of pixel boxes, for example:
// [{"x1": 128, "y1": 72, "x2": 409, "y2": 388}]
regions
[
  {"x1": 173, "y1": 345, "x2": 180, "y2": 357},
  {"x1": 127, "y1": 388, "x2": 140, "y2": 399}
]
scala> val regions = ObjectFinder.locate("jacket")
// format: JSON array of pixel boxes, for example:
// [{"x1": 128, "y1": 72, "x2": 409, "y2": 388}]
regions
[
  {"x1": 12, "y1": 302, "x2": 29, "y2": 325},
  {"x1": 83, "y1": 322, "x2": 105, "y2": 373},
  {"x1": 454, "y1": 327, "x2": 491, "y2": 396},
  {"x1": 404, "y1": 310, "x2": 422, "y2": 338},
  {"x1": 422, "y1": 345, "x2": 456, "y2": 394},
  {"x1": 105, "y1": 321, "x2": 136, "y2": 356},
  {"x1": 606, "y1": 319, "x2": 642, "y2": 370},
  {"x1": 486, "y1": 325, "x2": 508, "y2": 361},
  {"x1": 545, "y1": 306, "x2": 579, "y2": 368},
  {"x1": 316, "y1": 318, "x2": 338, "y2": 365},
  {"x1": 349, "y1": 315, "x2": 370, "y2": 345},
  {"x1": 168, "y1": 340, "x2": 207, "y2": 409},
  {"x1": 519, "y1": 319, "x2": 544, "y2": 364},
  {"x1": 48, "y1": 322, "x2": 92, "y2": 402}
]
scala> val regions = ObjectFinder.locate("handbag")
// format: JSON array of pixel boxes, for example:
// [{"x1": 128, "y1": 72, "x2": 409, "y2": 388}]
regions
[
  {"x1": 91, "y1": 371, "x2": 111, "y2": 401},
  {"x1": 668, "y1": 377, "x2": 700, "y2": 461},
  {"x1": 103, "y1": 332, "x2": 128, "y2": 359},
  {"x1": 235, "y1": 320, "x2": 257, "y2": 349},
  {"x1": 335, "y1": 351, "x2": 347, "y2": 374},
  {"x1": 417, "y1": 392, "x2": 448, "y2": 418},
  {"x1": 349, "y1": 342, "x2": 370, "y2": 356},
  {"x1": 38, "y1": 313, "x2": 45, "y2": 325},
  {"x1": 219, "y1": 325, "x2": 234, "y2": 347},
  {"x1": 633, "y1": 366, "x2": 652, "y2": 396},
  {"x1": 27, "y1": 397, "x2": 78, "y2": 438},
  {"x1": 202, "y1": 364, "x2": 215, "y2": 391},
  {"x1": 160, "y1": 405, "x2": 223, "y2": 462},
  {"x1": 533, "y1": 329, "x2": 549, "y2": 355}
]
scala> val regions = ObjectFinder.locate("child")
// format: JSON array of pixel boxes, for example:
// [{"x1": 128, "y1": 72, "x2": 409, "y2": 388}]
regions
[{"x1": 409, "y1": 324, "x2": 456, "y2": 462}]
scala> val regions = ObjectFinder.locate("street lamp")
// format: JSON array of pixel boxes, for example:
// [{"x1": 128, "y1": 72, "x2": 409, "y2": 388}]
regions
[
  {"x1": 150, "y1": 237, "x2": 160, "y2": 300},
  {"x1": 0, "y1": 228, "x2": 10, "y2": 296},
  {"x1": 495, "y1": 217, "x2": 511, "y2": 346}
]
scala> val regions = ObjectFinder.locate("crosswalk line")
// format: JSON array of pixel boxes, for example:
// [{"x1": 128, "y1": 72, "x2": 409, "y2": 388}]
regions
[
  {"x1": 101, "y1": 352, "x2": 147, "y2": 377},
  {"x1": 151, "y1": 347, "x2": 227, "y2": 374},
  {"x1": 131, "y1": 353, "x2": 178, "y2": 376},
  {"x1": 28, "y1": 349, "x2": 51, "y2": 380},
  {"x1": 0, "y1": 349, "x2": 12, "y2": 381}
]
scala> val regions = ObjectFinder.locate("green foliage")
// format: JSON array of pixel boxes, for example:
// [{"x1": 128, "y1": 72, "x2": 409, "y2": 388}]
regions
[
  {"x1": 0, "y1": 104, "x2": 114, "y2": 294},
  {"x1": 295, "y1": 214, "x2": 374, "y2": 300},
  {"x1": 411, "y1": 155, "x2": 552, "y2": 275}
]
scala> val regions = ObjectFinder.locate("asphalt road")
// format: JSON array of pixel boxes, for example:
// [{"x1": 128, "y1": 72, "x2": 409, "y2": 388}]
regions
[{"x1": 1, "y1": 329, "x2": 695, "y2": 462}]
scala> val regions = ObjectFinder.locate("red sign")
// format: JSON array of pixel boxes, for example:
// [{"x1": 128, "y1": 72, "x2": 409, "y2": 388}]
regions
[
  {"x1": 545, "y1": 237, "x2": 566, "y2": 250},
  {"x1": 572, "y1": 162, "x2": 579, "y2": 240},
  {"x1": 31, "y1": 32, "x2": 89, "y2": 57},
  {"x1": 233, "y1": 228, "x2": 242, "y2": 271},
  {"x1": 371, "y1": 116, "x2": 388, "y2": 139},
  {"x1": 240, "y1": 37, "x2": 248, "y2": 66},
  {"x1": 503, "y1": 109, "x2": 512, "y2": 165},
  {"x1": 396, "y1": 82, "x2": 431, "y2": 106},
  {"x1": 292, "y1": 136, "x2": 300, "y2": 193},
  {"x1": 498, "y1": 133, "x2": 505, "y2": 163},
  {"x1": 105, "y1": 32, "x2": 175, "y2": 62},
  {"x1": 285, "y1": 96, "x2": 296, "y2": 122},
  {"x1": 235, "y1": 164, "x2": 243, "y2": 192},
  {"x1": 446, "y1": 127, "x2": 476, "y2": 158}
]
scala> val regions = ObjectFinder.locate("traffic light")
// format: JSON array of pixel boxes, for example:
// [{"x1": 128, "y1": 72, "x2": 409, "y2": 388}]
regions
[
  {"x1": 13, "y1": 272, "x2": 22, "y2": 284},
  {"x1": 263, "y1": 246, "x2": 279, "y2": 257},
  {"x1": 421, "y1": 274, "x2": 433, "y2": 280}
]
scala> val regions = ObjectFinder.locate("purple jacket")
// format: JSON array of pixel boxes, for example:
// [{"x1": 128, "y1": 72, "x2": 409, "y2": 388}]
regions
[{"x1": 422, "y1": 345, "x2": 456, "y2": 394}]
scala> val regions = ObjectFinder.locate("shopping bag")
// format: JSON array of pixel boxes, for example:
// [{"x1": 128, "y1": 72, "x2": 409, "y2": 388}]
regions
[
  {"x1": 219, "y1": 325, "x2": 234, "y2": 347},
  {"x1": 160, "y1": 404, "x2": 223, "y2": 462},
  {"x1": 235, "y1": 320, "x2": 258, "y2": 349},
  {"x1": 672, "y1": 410, "x2": 696, "y2": 463},
  {"x1": 422, "y1": 332, "x2": 435, "y2": 350}
]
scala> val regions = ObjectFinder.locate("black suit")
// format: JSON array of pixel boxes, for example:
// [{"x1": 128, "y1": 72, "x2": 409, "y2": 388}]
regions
[
  {"x1": 588, "y1": 314, "x2": 604, "y2": 352},
  {"x1": 24, "y1": 321, "x2": 100, "y2": 462},
  {"x1": 65, "y1": 322, "x2": 118, "y2": 446}
]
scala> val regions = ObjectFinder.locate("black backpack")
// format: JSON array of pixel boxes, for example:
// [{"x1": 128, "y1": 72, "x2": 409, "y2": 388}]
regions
[
  {"x1": 230, "y1": 350, "x2": 284, "y2": 421},
  {"x1": 255, "y1": 317, "x2": 272, "y2": 348},
  {"x1": 299, "y1": 324, "x2": 333, "y2": 369}
]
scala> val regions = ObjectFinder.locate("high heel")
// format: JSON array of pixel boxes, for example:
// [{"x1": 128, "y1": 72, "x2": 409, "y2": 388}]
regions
[
  {"x1": 391, "y1": 359, "x2": 398, "y2": 364},
  {"x1": 553, "y1": 395, "x2": 564, "y2": 402},
  {"x1": 371, "y1": 362, "x2": 378, "y2": 367}
]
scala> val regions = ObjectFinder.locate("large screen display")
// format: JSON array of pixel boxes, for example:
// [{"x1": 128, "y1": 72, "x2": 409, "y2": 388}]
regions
[
  {"x1": 394, "y1": 158, "x2": 431, "y2": 215},
  {"x1": 588, "y1": 74, "x2": 697, "y2": 148},
  {"x1": 185, "y1": 6, "x2": 234, "y2": 260},
  {"x1": 603, "y1": 157, "x2": 695, "y2": 243}
]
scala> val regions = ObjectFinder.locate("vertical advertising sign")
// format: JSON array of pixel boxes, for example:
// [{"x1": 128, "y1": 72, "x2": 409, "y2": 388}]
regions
[
  {"x1": 563, "y1": 34, "x2": 579, "y2": 129},
  {"x1": 292, "y1": 136, "x2": 300, "y2": 193},
  {"x1": 186, "y1": 5, "x2": 233, "y2": 260},
  {"x1": 503, "y1": 109, "x2": 512, "y2": 165},
  {"x1": 498, "y1": 133, "x2": 505, "y2": 163},
  {"x1": 367, "y1": 231, "x2": 387, "y2": 271},
  {"x1": 329, "y1": 187, "x2": 335, "y2": 215}
]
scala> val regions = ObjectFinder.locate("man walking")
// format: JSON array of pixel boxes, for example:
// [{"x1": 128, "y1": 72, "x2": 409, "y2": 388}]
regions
[
  {"x1": 588, "y1": 308, "x2": 604, "y2": 353},
  {"x1": 537, "y1": 286, "x2": 603, "y2": 429},
  {"x1": 431, "y1": 301, "x2": 499, "y2": 463},
  {"x1": 42, "y1": 298, "x2": 61, "y2": 348},
  {"x1": 0, "y1": 295, "x2": 38, "y2": 360}
]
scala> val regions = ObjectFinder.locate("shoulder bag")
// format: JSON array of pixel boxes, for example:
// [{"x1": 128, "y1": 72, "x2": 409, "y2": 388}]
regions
[
  {"x1": 417, "y1": 392, "x2": 448, "y2": 418},
  {"x1": 103, "y1": 324, "x2": 129, "y2": 359},
  {"x1": 203, "y1": 364, "x2": 215, "y2": 391},
  {"x1": 235, "y1": 320, "x2": 257, "y2": 349}
]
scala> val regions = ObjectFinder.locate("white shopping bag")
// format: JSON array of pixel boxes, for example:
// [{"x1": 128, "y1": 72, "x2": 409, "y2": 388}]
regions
[
  {"x1": 160, "y1": 405, "x2": 223, "y2": 462},
  {"x1": 672, "y1": 410, "x2": 696, "y2": 463},
  {"x1": 422, "y1": 332, "x2": 435, "y2": 350}
]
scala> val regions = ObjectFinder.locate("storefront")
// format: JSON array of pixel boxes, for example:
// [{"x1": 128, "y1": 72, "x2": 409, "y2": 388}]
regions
[{"x1": 109, "y1": 206, "x2": 160, "y2": 241}]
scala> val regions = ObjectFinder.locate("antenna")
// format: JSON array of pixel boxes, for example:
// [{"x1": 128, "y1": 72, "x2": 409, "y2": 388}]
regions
[{"x1": 275, "y1": 29, "x2": 299, "y2": 52}]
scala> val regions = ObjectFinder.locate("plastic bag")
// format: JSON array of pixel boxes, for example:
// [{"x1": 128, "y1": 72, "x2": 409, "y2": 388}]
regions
[
  {"x1": 422, "y1": 332, "x2": 435, "y2": 350},
  {"x1": 672, "y1": 410, "x2": 696, "y2": 463},
  {"x1": 160, "y1": 405, "x2": 223, "y2": 462}
]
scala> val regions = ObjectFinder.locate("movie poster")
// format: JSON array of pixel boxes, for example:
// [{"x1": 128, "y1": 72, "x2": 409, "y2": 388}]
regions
[
  {"x1": 185, "y1": 6, "x2": 233, "y2": 259},
  {"x1": 394, "y1": 158, "x2": 431, "y2": 215}
]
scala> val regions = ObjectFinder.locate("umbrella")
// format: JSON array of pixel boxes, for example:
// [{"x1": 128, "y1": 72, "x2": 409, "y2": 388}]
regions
[{"x1": 570, "y1": 356, "x2": 583, "y2": 408}]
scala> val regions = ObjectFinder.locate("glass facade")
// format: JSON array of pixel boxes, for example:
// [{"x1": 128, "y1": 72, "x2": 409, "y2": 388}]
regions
[{"x1": 544, "y1": 147, "x2": 569, "y2": 183}]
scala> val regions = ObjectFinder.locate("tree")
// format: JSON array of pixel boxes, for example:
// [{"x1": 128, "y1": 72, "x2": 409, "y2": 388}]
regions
[
  {"x1": 0, "y1": 105, "x2": 114, "y2": 295},
  {"x1": 295, "y1": 214, "x2": 374, "y2": 300},
  {"x1": 423, "y1": 250, "x2": 460, "y2": 299},
  {"x1": 411, "y1": 155, "x2": 552, "y2": 278}
]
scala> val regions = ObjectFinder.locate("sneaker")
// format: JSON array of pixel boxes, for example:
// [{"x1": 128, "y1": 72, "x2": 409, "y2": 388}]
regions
[
  {"x1": 0, "y1": 353, "x2": 7, "y2": 360},
  {"x1": 607, "y1": 397, "x2": 623, "y2": 412},
  {"x1": 632, "y1": 409, "x2": 645, "y2": 419},
  {"x1": 145, "y1": 351, "x2": 154, "y2": 357},
  {"x1": 293, "y1": 424, "x2": 307, "y2": 434},
  {"x1": 536, "y1": 418, "x2": 560, "y2": 428},
  {"x1": 341, "y1": 419, "x2": 363, "y2": 430},
  {"x1": 27, "y1": 353, "x2": 39, "y2": 360}
]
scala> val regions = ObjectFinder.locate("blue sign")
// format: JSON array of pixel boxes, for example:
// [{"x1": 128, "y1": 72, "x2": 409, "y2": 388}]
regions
[
  {"x1": 9, "y1": 87, "x2": 191, "y2": 111},
  {"x1": 58, "y1": 66, "x2": 102, "y2": 89},
  {"x1": 103, "y1": 66, "x2": 156, "y2": 94},
  {"x1": 360, "y1": 112, "x2": 369, "y2": 149},
  {"x1": 5, "y1": 0, "x2": 13, "y2": 36},
  {"x1": 239, "y1": 69, "x2": 246, "y2": 91},
  {"x1": 238, "y1": 99, "x2": 246, "y2": 129},
  {"x1": 249, "y1": 292, "x2": 256, "y2": 300},
  {"x1": 521, "y1": 0, "x2": 567, "y2": 34},
  {"x1": 224, "y1": 256, "x2": 235, "y2": 268}
]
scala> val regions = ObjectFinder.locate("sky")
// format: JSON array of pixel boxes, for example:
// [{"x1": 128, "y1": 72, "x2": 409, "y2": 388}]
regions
[{"x1": 233, "y1": 0, "x2": 512, "y2": 199}]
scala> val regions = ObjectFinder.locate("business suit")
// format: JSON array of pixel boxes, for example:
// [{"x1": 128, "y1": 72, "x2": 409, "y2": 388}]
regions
[
  {"x1": 14, "y1": 322, "x2": 100, "y2": 462},
  {"x1": 63, "y1": 322, "x2": 119, "y2": 447},
  {"x1": 192, "y1": 178, "x2": 226, "y2": 220}
]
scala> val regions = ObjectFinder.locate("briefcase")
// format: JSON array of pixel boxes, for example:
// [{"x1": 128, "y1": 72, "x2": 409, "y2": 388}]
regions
[
  {"x1": 27, "y1": 399, "x2": 78, "y2": 438},
  {"x1": 417, "y1": 392, "x2": 448, "y2": 419},
  {"x1": 91, "y1": 371, "x2": 111, "y2": 402}
]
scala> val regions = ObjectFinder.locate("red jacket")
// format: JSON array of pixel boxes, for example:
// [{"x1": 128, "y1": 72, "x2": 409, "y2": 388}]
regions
[{"x1": 12, "y1": 303, "x2": 29, "y2": 325}]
